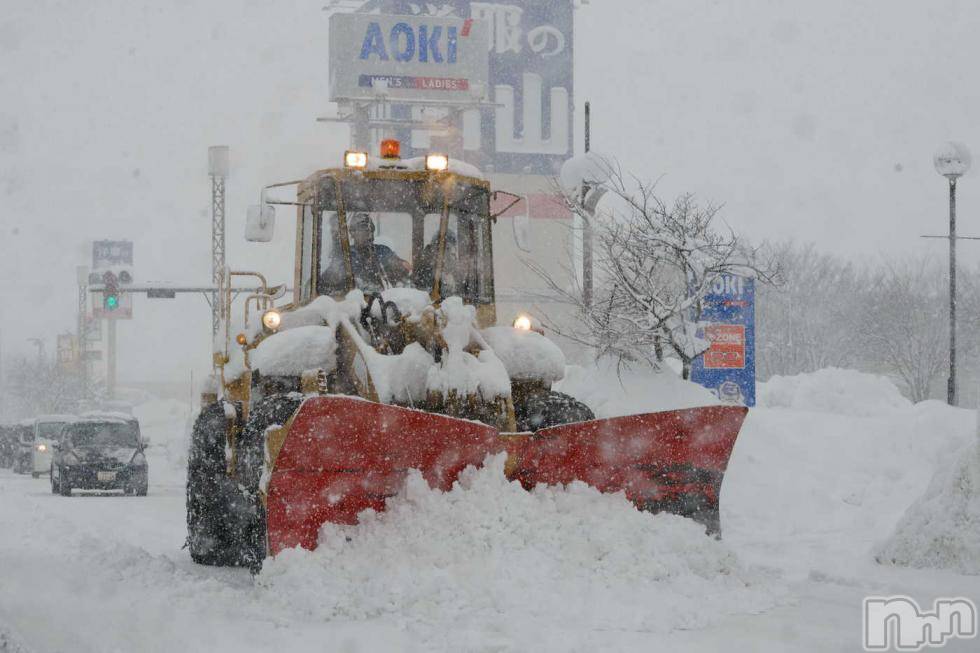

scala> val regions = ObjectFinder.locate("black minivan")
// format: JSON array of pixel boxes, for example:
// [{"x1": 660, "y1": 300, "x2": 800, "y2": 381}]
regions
[{"x1": 51, "y1": 417, "x2": 149, "y2": 496}]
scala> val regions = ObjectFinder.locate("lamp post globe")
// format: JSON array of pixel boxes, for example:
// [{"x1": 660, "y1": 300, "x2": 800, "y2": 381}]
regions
[{"x1": 934, "y1": 141, "x2": 971, "y2": 180}]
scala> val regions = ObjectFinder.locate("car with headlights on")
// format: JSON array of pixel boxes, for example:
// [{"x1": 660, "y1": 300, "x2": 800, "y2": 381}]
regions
[
  {"x1": 30, "y1": 415, "x2": 75, "y2": 478},
  {"x1": 51, "y1": 417, "x2": 148, "y2": 496}
]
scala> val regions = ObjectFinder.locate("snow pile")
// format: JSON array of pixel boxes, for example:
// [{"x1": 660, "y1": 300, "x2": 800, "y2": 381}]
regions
[
  {"x1": 131, "y1": 398, "x2": 192, "y2": 484},
  {"x1": 366, "y1": 342, "x2": 433, "y2": 405},
  {"x1": 425, "y1": 298, "x2": 511, "y2": 401},
  {"x1": 380, "y1": 287, "x2": 433, "y2": 319},
  {"x1": 558, "y1": 151, "x2": 614, "y2": 193},
  {"x1": 876, "y1": 442, "x2": 980, "y2": 574},
  {"x1": 482, "y1": 326, "x2": 566, "y2": 383},
  {"x1": 250, "y1": 325, "x2": 337, "y2": 376},
  {"x1": 724, "y1": 397, "x2": 975, "y2": 576},
  {"x1": 556, "y1": 358, "x2": 719, "y2": 418},
  {"x1": 259, "y1": 455, "x2": 775, "y2": 647},
  {"x1": 277, "y1": 290, "x2": 365, "y2": 332},
  {"x1": 758, "y1": 368, "x2": 911, "y2": 416}
]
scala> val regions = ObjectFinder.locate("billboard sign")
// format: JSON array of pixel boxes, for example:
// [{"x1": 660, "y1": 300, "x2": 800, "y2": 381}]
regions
[
  {"x1": 359, "y1": 1, "x2": 574, "y2": 176},
  {"x1": 329, "y1": 13, "x2": 490, "y2": 103},
  {"x1": 92, "y1": 240, "x2": 133, "y2": 269},
  {"x1": 690, "y1": 275, "x2": 756, "y2": 406}
]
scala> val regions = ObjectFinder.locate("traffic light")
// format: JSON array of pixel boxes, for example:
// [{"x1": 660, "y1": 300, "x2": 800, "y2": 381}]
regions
[{"x1": 102, "y1": 271, "x2": 120, "y2": 312}]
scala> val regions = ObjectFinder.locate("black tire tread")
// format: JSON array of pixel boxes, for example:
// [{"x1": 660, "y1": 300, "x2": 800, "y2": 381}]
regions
[{"x1": 514, "y1": 390, "x2": 596, "y2": 432}]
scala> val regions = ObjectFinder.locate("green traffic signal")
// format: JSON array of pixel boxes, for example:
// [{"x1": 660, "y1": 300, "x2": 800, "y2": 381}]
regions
[{"x1": 105, "y1": 294, "x2": 119, "y2": 310}]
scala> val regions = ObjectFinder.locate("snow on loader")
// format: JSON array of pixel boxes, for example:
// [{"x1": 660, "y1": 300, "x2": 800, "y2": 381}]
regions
[{"x1": 186, "y1": 143, "x2": 748, "y2": 570}]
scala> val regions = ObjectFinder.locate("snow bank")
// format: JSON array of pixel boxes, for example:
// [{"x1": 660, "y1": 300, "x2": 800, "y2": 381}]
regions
[
  {"x1": 758, "y1": 368, "x2": 911, "y2": 417},
  {"x1": 724, "y1": 396, "x2": 975, "y2": 576},
  {"x1": 259, "y1": 455, "x2": 775, "y2": 647},
  {"x1": 250, "y1": 325, "x2": 337, "y2": 376},
  {"x1": 876, "y1": 442, "x2": 980, "y2": 574},
  {"x1": 555, "y1": 359, "x2": 719, "y2": 418}
]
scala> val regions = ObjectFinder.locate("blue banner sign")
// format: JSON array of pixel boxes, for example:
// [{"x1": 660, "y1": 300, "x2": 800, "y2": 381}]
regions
[{"x1": 690, "y1": 275, "x2": 756, "y2": 407}]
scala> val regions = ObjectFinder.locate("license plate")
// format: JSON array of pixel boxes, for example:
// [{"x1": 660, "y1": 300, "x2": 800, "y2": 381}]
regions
[{"x1": 97, "y1": 471, "x2": 116, "y2": 482}]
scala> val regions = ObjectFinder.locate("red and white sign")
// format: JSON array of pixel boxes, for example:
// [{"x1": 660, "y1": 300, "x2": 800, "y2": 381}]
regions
[{"x1": 702, "y1": 324, "x2": 746, "y2": 369}]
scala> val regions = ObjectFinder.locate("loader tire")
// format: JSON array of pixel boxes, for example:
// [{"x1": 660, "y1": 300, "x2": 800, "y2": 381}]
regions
[
  {"x1": 234, "y1": 393, "x2": 303, "y2": 573},
  {"x1": 186, "y1": 401, "x2": 241, "y2": 567},
  {"x1": 515, "y1": 391, "x2": 595, "y2": 432}
]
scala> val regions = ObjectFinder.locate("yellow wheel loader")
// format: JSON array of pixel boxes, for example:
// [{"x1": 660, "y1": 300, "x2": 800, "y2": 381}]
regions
[{"x1": 186, "y1": 143, "x2": 747, "y2": 570}]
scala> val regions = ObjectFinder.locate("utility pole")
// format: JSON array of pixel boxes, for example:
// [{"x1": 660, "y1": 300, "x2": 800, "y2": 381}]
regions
[
  {"x1": 76, "y1": 265, "x2": 90, "y2": 404},
  {"x1": 209, "y1": 146, "x2": 230, "y2": 339},
  {"x1": 0, "y1": 328, "x2": 4, "y2": 420},
  {"x1": 582, "y1": 101, "x2": 593, "y2": 308},
  {"x1": 106, "y1": 320, "x2": 116, "y2": 400},
  {"x1": 27, "y1": 338, "x2": 45, "y2": 370}
]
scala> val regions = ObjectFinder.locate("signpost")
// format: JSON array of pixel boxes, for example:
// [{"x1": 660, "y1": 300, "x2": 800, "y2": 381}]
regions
[{"x1": 691, "y1": 275, "x2": 756, "y2": 407}]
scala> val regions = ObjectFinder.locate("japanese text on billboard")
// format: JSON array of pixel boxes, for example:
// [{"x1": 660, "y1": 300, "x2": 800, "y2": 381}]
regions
[{"x1": 359, "y1": 1, "x2": 574, "y2": 175}]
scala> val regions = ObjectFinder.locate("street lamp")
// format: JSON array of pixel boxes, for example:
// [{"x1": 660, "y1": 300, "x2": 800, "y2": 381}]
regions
[{"x1": 934, "y1": 141, "x2": 972, "y2": 405}]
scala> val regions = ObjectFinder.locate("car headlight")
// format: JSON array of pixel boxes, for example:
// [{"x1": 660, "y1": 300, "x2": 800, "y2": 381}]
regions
[
  {"x1": 36, "y1": 443, "x2": 47, "y2": 453},
  {"x1": 131, "y1": 452, "x2": 147, "y2": 467},
  {"x1": 64, "y1": 451, "x2": 80, "y2": 465},
  {"x1": 513, "y1": 315, "x2": 532, "y2": 331}
]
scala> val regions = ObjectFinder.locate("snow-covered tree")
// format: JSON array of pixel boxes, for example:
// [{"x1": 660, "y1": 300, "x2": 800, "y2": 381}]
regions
[
  {"x1": 534, "y1": 158, "x2": 777, "y2": 378},
  {"x1": 756, "y1": 241, "x2": 867, "y2": 378},
  {"x1": 856, "y1": 258, "x2": 955, "y2": 403}
]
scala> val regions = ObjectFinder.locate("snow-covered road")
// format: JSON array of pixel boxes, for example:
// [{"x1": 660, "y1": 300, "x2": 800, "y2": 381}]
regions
[{"x1": 2, "y1": 370, "x2": 980, "y2": 652}]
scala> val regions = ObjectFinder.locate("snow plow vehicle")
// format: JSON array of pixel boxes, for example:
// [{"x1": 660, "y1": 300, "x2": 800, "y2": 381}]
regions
[{"x1": 187, "y1": 143, "x2": 748, "y2": 570}]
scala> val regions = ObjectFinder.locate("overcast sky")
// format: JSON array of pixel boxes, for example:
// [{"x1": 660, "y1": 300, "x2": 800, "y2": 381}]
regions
[{"x1": 1, "y1": 0, "x2": 979, "y2": 385}]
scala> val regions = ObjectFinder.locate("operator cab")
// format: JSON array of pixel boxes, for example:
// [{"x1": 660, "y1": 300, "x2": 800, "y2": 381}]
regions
[{"x1": 291, "y1": 143, "x2": 496, "y2": 317}]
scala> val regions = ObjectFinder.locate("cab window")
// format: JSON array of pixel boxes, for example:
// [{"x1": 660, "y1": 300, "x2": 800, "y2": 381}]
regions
[{"x1": 313, "y1": 175, "x2": 493, "y2": 304}]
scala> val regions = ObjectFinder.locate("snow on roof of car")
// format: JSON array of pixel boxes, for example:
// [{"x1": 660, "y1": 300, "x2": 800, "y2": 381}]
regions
[
  {"x1": 80, "y1": 411, "x2": 137, "y2": 422},
  {"x1": 72, "y1": 415, "x2": 135, "y2": 425},
  {"x1": 34, "y1": 414, "x2": 76, "y2": 423}
]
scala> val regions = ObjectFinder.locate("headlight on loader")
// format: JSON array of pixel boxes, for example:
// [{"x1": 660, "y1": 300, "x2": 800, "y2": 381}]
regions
[
  {"x1": 262, "y1": 309, "x2": 282, "y2": 332},
  {"x1": 344, "y1": 150, "x2": 368, "y2": 169},
  {"x1": 425, "y1": 153, "x2": 449, "y2": 172}
]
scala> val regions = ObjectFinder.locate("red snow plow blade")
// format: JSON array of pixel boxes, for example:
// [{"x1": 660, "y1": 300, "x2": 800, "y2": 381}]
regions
[
  {"x1": 265, "y1": 396, "x2": 499, "y2": 556},
  {"x1": 266, "y1": 397, "x2": 747, "y2": 556},
  {"x1": 503, "y1": 406, "x2": 748, "y2": 535}
]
